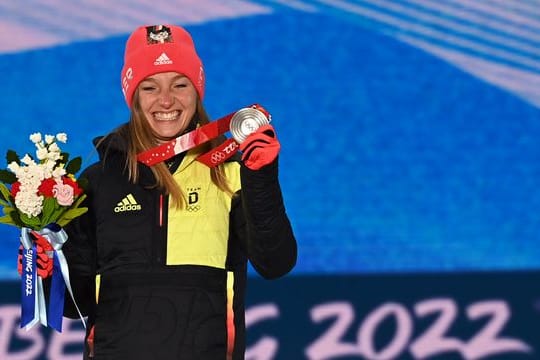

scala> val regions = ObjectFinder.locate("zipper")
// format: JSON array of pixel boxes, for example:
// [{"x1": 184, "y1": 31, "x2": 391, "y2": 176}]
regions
[
  {"x1": 159, "y1": 194, "x2": 163, "y2": 227},
  {"x1": 155, "y1": 193, "x2": 168, "y2": 264}
]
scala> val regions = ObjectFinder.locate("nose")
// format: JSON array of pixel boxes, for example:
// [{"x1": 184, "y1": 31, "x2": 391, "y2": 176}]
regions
[{"x1": 159, "y1": 89, "x2": 173, "y2": 107}]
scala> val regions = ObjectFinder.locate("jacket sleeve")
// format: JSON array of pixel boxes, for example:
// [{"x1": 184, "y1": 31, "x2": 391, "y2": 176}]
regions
[
  {"x1": 238, "y1": 157, "x2": 297, "y2": 279},
  {"x1": 62, "y1": 169, "x2": 97, "y2": 319}
]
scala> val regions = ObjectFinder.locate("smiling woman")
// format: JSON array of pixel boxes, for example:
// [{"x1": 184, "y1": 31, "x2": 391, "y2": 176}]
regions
[
  {"x1": 137, "y1": 73, "x2": 198, "y2": 141},
  {"x1": 58, "y1": 24, "x2": 297, "y2": 360}
]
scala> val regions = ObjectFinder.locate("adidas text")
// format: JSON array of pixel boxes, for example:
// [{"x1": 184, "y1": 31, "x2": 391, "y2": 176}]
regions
[
  {"x1": 115, "y1": 193, "x2": 142, "y2": 212},
  {"x1": 114, "y1": 204, "x2": 142, "y2": 212}
]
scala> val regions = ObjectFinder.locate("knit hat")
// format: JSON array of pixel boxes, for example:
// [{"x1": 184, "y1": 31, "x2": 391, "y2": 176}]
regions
[{"x1": 120, "y1": 24, "x2": 205, "y2": 107}]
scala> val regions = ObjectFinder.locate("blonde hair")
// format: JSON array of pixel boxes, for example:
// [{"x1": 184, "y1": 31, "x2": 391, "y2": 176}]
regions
[{"x1": 115, "y1": 90, "x2": 234, "y2": 208}]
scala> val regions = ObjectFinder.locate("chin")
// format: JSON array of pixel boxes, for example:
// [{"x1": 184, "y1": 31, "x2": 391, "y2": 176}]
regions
[{"x1": 153, "y1": 128, "x2": 183, "y2": 141}]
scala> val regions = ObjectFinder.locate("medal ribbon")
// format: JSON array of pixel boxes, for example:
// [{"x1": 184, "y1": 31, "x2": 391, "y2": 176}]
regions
[
  {"x1": 137, "y1": 104, "x2": 269, "y2": 168},
  {"x1": 137, "y1": 111, "x2": 236, "y2": 167}
]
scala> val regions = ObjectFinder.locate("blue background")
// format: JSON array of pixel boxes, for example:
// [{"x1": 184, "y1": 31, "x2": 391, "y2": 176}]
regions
[{"x1": 0, "y1": 1, "x2": 539, "y2": 278}]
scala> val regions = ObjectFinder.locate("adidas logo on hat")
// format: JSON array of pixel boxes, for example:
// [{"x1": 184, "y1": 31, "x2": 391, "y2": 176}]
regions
[
  {"x1": 154, "y1": 52, "x2": 173, "y2": 65},
  {"x1": 114, "y1": 193, "x2": 142, "y2": 212}
]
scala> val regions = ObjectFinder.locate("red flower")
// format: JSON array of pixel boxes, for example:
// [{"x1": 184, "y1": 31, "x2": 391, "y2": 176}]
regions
[
  {"x1": 10, "y1": 182, "x2": 20, "y2": 197},
  {"x1": 62, "y1": 176, "x2": 83, "y2": 196},
  {"x1": 38, "y1": 178, "x2": 56, "y2": 197}
]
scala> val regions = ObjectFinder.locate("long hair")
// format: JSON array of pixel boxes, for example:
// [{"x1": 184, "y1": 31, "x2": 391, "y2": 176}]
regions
[{"x1": 120, "y1": 90, "x2": 234, "y2": 208}]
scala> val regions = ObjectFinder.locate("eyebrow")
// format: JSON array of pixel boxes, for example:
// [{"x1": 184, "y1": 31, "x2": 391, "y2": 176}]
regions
[{"x1": 142, "y1": 75, "x2": 188, "y2": 83}]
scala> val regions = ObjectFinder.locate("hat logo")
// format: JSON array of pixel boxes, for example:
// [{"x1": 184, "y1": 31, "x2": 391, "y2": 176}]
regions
[
  {"x1": 146, "y1": 25, "x2": 173, "y2": 44},
  {"x1": 198, "y1": 66, "x2": 204, "y2": 88},
  {"x1": 154, "y1": 52, "x2": 173, "y2": 66},
  {"x1": 122, "y1": 67, "x2": 133, "y2": 97}
]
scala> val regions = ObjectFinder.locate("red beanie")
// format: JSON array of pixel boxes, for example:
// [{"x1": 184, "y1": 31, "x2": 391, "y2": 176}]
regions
[{"x1": 120, "y1": 24, "x2": 205, "y2": 107}]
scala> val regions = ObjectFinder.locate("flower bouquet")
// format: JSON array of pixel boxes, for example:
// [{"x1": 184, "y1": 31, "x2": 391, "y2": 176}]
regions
[{"x1": 0, "y1": 132, "x2": 87, "y2": 331}]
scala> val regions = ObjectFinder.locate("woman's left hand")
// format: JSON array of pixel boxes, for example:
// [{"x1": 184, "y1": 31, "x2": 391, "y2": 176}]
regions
[{"x1": 239, "y1": 125, "x2": 281, "y2": 170}]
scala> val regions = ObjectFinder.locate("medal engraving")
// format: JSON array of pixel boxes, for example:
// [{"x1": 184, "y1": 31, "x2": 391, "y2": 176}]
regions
[{"x1": 230, "y1": 107, "x2": 270, "y2": 143}]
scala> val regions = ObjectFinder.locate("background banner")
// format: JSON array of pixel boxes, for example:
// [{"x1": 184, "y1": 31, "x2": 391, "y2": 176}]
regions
[{"x1": 1, "y1": 271, "x2": 539, "y2": 359}]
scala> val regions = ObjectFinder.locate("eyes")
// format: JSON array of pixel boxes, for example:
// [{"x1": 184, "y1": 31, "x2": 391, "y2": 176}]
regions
[{"x1": 139, "y1": 81, "x2": 189, "y2": 92}]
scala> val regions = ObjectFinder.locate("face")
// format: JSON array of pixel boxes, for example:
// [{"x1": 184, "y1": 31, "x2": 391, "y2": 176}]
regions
[{"x1": 137, "y1": 72, "x2": 198, "y2": 141}]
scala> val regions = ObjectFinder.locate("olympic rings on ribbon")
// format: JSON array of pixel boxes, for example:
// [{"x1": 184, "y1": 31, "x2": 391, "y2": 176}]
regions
[{"x1": 210, "y1": 152, "x2": 226, "y2": 164}]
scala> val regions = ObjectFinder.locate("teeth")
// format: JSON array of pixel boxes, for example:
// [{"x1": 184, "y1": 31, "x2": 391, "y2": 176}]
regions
[{"x1": 154, "y1": 111, "x2": 179, "y2": 121}]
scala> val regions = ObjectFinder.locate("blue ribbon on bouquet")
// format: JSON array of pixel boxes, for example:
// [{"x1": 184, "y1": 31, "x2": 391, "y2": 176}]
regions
[
  {"x1": 20, "y1": 239, "x2": 39, "y2": 329},
  {"x1": 20, "y1": 224, "x2": 86, "y2": 332}
]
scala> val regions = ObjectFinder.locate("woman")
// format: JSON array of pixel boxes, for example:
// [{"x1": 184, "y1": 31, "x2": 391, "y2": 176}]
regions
[{"x1": 63, "y1": 24, "x2": 297, "y2": 359}]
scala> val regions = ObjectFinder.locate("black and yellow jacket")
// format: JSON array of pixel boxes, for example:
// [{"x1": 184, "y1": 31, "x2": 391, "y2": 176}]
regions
[{"x1": 62, "y1": 129, "x2": 297, "y2": 359}]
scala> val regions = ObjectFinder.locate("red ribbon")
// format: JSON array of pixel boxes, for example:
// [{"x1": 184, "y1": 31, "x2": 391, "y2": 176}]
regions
[
  {"x1": 137, "y1": 104, "x2": 269, "y2": 168},
  {"x1": 196, "y1": 138, "x2": 239, "y2": 167}
]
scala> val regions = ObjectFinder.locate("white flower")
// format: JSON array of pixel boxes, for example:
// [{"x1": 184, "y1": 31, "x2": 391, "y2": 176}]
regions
[
  {"x1": 56, "y1": 133, "x2": 67, "y2": 143},
  {"x1": 29, "y1": 133, "x2": 42, "y2": 144},
  {"x1": 52, "y1": 167, "x2": 66, "y2": 178},
  {"x1": 48, "y1": 143, "x2": 60, "y2": 153},
  {"x1": 21, "y1": 155, "x2": 35, "y2": 166},
  {"x1": 14, "y1": 190, "x2": 43, "y2": 218},
  {"x1": 41, "y1": 161, "x2": 55, "y2": 178},
  {"x1": 7, "y1": 161, "x2": 20, "y2": 174},
  {"x1": 47, "y1": 152, "x2": 61, "y2": 162},
  {"x1": 11, "y1": 161, "x2": 48, "y2": 218},
  {"x1": 45, "y1": 135, "x2": 55, "y2": 144},
  {"x1": 36, "y1": 148, "x2": 48, "y2": 160}
]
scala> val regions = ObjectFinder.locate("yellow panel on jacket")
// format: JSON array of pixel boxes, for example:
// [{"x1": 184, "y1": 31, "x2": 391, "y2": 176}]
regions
[{"x1": 166, "y1": 150, "x2": 242, "y2": 268}]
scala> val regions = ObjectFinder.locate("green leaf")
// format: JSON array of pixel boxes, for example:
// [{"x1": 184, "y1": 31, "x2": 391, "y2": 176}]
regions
[
  {"x1": 50, "y1": 194, "x2": 87, "y2": 227},
  {"x1": 71, "y1": 194, "x2": 87, "y2": 209},
  {"x1": 66, "y1": 156, "x2": 82, "y2": 175},
  {"x1": 56, "y1": 207, "x2": 88, "y2": 227},
  {"x1": 48, "y1": 205, "x2": 66, "y2": 226},
  {"x1": 43, "y1": 197, "x2": 57, "y2": 211},
  {"x1": 60, "y1": 152, "x2": 70, "y2": 164},
  {"x1": 0, "y1": 183, "x2": 12, "y2": 203},
  {"x1": 41, "y1": 197, "x2": 59, "y2": 226},
  {"x1": 50, "y1": 207, "x2": 67, "y2": 225},
  {"x1": 8, "y1": 210, "x2": 25, "y2": 228},
  {"x1": 0, "y1": 214, "x2": 17, "y2": 227},
  {"x1": 6, "y1": 150, "x2": 20, "y2": 165},
  {"x1": 77, "y1": 177, "x2": 88, "y2": 192},
  {"x1": 1, "y1": 205, "x2": 15, "y2": 216},
  {"x1": 0, "y1": 169, "x2": 16, "y2": 184},
  {"x1": 0, "y1": 198, "x2": 10, "y2": 207},
  {"x1": 20, "y1": 212, "x2": 41, "y2": 230}
]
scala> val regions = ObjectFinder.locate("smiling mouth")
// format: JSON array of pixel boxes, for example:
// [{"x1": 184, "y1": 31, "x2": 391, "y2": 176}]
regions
[{"x1": 154, "y1": 111, "x2": 179, "y2": 121}]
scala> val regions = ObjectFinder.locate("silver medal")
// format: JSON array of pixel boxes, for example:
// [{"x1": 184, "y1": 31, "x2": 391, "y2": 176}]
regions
[{"x1": 229, "y1": 107, "x2": 270, "y2": 143}]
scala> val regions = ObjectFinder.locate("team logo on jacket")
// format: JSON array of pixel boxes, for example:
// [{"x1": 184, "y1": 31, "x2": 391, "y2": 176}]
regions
[
  {"x1": 186, "y1": 187, "x2": 201, "y2": 212},
  {"x1": 114, "y1": 193, "x2": 142, "y2": 212}
]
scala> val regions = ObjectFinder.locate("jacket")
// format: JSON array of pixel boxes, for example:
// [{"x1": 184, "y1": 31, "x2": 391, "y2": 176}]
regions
[{"x1": 62, "y1": 129, "x2": 297, "y2": 359}]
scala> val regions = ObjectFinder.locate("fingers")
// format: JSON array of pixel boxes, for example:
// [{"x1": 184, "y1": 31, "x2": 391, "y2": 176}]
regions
[
  {"x1": 241, "y1": 139, "x2": 274, "y2": 162},
  {"x1": 239, "y1": 125, "x2": 276, "y2": 152},
  {"x1": 239, "y1": 125, "x2": 281, "y2": 170}
]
